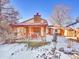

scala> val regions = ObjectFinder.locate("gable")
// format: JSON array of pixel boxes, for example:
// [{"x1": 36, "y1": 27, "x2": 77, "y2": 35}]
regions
[
  {"x1": 22, "y1": 18, "x2": 34, "y2": 24},
  {"x1": 13, "y1": 13, "x2": 48, "y2": 26},
  {"x1": 21, "y1": 18, "x2": 48, "y2": 25}
]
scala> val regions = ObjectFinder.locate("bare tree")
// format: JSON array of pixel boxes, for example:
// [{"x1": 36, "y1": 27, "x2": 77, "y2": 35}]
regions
[
  {"x1": 51, "y1": 5, "x2": 72, "y2": 27},
  {"x1": 50, "y1": 4, "x2": 72, "y2": 54},
  {"x1": 0, "y1": 0, "x2": 20, "y2": 43}
]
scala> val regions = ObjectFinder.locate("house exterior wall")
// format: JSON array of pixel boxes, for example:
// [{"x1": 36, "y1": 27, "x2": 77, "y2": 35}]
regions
[
  {"x1": 76, "y1": 29, "x2": 79, "y2": 40},
  {"x1": 64, "y1": 29, "x2": 76, "y2": 37},
  {"x1": 59, "y1": 28, "x2": 64, "y2": 36},
  {"x1": 16, "y1": 27, "x2": 26, "y2": 38},
  {"x1": 64, "y1": 28, "x2": 77, "y2": 40},
  {"x1": 64, "y1": 30, "x2": 68, "y2": 37},
  {"x1": 13, "y1": 26, "x2": 47, "y2": 39}
]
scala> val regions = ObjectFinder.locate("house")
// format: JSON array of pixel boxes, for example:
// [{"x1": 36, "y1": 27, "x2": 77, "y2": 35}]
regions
[
  {"x1": 64, "y1": 27, "x2": 77, "y2": 40},
  {"x1": 11, "y1": 13, "x2": 48, "y2": 39},
  {"x1": 47, "y1": 24, "x2": 77, "y2": 40},
  {"x1": 65, "y1": 23, "x2": 79, "y2": 40},
  {"x1": 10, "y1": 13, "x2": 79, "y2": 41},
  {"x1": 48, "y1": 24, "x2": 63, "y2": 36}
]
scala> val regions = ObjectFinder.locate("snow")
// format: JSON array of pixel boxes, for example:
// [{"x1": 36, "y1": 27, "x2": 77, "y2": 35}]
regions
[
  {"x1": 0, "y1": 35, "x2": 79, "y2": 59},
  {"x1": 0, "y1": 43, "x2": 71, "y2": 59}
]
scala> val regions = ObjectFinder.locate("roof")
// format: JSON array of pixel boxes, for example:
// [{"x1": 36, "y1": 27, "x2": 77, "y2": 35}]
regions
[
  {"x1": 11, "y1": 18, "x2": 48, "y2": 27},
  {"x1": 22, "y1": 18, "x2": 47, "y2": 23},
  {"x1": 11, "y1": 23, "x2": 48, "y2": 27},
  {"x1": 66, "y1": 23, "x2": 79, "y2": 30}
]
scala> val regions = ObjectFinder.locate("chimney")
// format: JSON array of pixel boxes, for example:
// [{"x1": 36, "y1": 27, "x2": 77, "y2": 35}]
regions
[{"x1": 34, "y1": 13, "x2": 41, "y2": 23}]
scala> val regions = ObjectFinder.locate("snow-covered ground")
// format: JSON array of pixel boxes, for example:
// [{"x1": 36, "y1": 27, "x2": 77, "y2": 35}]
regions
[
  {"x1": 0, "y1": 35, "x2": 79, "y2": 59},
  {"x1": 0, "y1": 43, "x2": 71, "y2": 59}
]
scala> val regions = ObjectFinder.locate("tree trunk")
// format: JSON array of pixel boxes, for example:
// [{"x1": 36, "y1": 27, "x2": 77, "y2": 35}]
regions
[
  {"x1": 52, "y1": 29, "x2": 58, "y2": 42},
  {"x1": 52, "y1": 29, "x2": 58, "y2": 54}
]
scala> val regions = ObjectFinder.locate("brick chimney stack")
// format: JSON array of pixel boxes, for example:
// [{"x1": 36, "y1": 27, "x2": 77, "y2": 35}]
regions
[{"x1": 34, "y1": 13, "x2": 41, "y2": 23}]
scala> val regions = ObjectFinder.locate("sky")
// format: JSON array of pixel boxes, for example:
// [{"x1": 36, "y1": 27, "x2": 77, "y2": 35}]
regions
[{"x1": 10, "y1": 0, "x2": 79, "y2": 22}]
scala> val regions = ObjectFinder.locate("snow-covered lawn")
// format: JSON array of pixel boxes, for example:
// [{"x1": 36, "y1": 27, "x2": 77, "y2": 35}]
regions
[
  {"x1": 0, "y1": 35, "x2": 79, "y2": 59},
  {"x1": 0, "y1": 43, "x2": 71, "y2": 59}
]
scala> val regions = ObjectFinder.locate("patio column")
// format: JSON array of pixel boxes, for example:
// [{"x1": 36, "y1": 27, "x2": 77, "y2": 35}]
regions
[
  {"x1": 29, "y1": 26, "x2": 32, "y2": 36},
  {"x1": 41, "y1": 27, "x2": 44, "y2": 36}
]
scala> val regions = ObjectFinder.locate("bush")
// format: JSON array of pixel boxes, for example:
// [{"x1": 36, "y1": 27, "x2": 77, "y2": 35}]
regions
[{"x1": 25, "y1": 41, "x2": 49, "y2": 48}]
